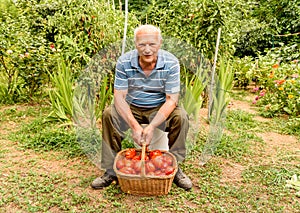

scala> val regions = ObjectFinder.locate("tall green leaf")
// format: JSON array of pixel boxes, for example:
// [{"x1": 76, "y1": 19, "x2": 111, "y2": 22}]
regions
[{"x1": 47, "y1": 59, "x2": 74, "y2": 123}]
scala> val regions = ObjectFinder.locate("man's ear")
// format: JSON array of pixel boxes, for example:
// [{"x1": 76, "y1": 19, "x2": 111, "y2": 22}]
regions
[
  {"x1": 134, "y1": 41, "x2": 138, "y2": 49},
  {"x1": 158, "y1": 38, "x2": 163, "y2": 48}
]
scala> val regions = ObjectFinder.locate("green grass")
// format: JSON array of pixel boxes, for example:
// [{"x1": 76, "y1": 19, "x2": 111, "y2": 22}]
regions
[
  {"x1": 8, "y1": 117, "x2": 83, "y2": 157},
  {"x1": 0, "y1": 171, "x2": 95, "y2": 212},
  {"x1": 274, "y1": 117, "x2": 300, "y2": 138},
  {"x1": 212, "y1": 109, "x2": 264, "y2": 161},
  {"x1": 0, "y1": 93, "x2": 299, "y2": 212}
]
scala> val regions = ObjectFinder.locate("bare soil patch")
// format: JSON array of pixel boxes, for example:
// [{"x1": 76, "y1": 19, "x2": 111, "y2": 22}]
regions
[
  {"x1": 220, "y1": 159, "x2": 244, "y2": 184},
  {"x1": 218, "y1": 98, "x2": 299, "y2": 185},
  {"x1": 228, "y1": 99, "x2": 258, "y2": 114},
  {"x1": 256, "y1": 132, "x2": 299, "y2": 162}
]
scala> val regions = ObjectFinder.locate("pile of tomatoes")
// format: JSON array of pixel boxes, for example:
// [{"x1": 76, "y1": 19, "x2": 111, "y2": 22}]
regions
[{"x1": 115, "y1": 148, "x2": 176, "y2": 176}]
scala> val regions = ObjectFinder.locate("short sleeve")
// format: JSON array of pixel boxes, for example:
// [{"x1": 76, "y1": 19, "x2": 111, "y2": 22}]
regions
[
  {"x1": 165, "y1": 61, "x2": 180, "y2": 94},
  {"x1": 114, "y1": 59, "x2": 128, "y2": 90}
]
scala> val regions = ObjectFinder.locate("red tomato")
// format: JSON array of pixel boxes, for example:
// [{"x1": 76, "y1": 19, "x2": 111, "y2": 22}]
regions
[
  {"x1": 118, "y1": 167, "x2": 128, "y2": 174},
  {"x1": 149, "y1": 150, "x2": 162, "y2": 159},
  {"x1": 163, "y1": 154, "x2": 173, "y2": 166},
  {"x1": 123, "y1": 158, "x2": 133, "y2": 168},
  {"x1": 154, "y1": 170, "x2": 163, "y2": 176},
  {"x1": 147, "y1": 171, "x2": 155, "y2": 176},
  {"x1": 145, "y1": 161, "x2": 156, "y2": 173},
  {"x1": 165, "y1": 166, "x2": 175, "y2": 175},
  {"x1": 116, "y1": 158, "x2": 125, "y2": 169},
  {"x1": 151, "y1": 156, "x2": 164, "y2": 169},
  {"x1": 128, "y1": 167, "x2": 137, "y2": 174},
  {"x1": 161, "y1": 161, "x2": 169, "y2": 169},
  {"x1": 144, "y1": 155, "x2": 150, "y2": 161},
  {"x1": 132, "y1": 155, "x2": 141, "y2": 161},
  {"x1": 133, "y1": 161, "x2": 142, "y2": 173},
  {"x1": 125, "y1": 148, "x2": 136, "y2": 159},
  {"x1": 119, "y1": 167, "x2": 135, "y2": 174}
]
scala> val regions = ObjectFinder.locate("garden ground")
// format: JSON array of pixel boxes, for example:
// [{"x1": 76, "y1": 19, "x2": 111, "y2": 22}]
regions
[{"x1": 0, "y1": 90, "x2": 299, "y2": 212}]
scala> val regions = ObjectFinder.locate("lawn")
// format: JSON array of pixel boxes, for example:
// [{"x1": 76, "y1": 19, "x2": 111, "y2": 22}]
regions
[{"x1": 0, "y1": 90, "x2": 299, "y2": 212}]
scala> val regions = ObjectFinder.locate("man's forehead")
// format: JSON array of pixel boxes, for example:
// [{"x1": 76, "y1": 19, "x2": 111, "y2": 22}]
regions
[
  {"x1": 136, "y1": 32, "x2": 160, "y2": 37},
  {"x1": 135, "y1": 33, "x2": 161, "y2": 41}
]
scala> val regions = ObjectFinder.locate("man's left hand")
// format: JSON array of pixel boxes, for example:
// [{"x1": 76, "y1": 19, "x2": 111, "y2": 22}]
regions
[{"x1": 142, "y1": 124, "x2": 155, "y2": 146}]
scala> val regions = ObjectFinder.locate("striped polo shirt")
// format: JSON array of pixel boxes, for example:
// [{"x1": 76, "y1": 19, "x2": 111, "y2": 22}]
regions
[{"x1": 114, "y1": 49, "x2": 180, "y2": 108}]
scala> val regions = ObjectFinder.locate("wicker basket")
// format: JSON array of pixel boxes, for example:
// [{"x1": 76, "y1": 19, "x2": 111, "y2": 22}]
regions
[{"x1": 113, "y1": 144, "x2": 178, "y2": 196}]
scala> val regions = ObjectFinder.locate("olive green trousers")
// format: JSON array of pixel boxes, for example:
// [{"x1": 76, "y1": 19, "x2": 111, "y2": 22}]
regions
[{"x1": 101, "y1": 104, "x2": 189, "y2": 170}]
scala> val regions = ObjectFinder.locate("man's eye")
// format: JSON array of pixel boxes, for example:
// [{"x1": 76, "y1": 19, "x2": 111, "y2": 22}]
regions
[
  {"x1": 150, "y1": 43, "x2": 157, "y2": 46},
  {"x1": 139, "y1": 44, "x2": 146, "y2": 47}
]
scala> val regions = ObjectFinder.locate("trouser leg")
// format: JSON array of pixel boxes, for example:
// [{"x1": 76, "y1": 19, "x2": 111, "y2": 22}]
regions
[
  {"x1": 165, "y1": 107, "x2": 189, "y2": 162},
  {"x1": 101, "y1": 105, "x2": 129, "y2": 170}
]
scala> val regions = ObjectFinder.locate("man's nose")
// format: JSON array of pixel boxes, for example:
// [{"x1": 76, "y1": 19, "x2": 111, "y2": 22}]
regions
[{"x1": 144, "y1": 45, "x2": 151, "y2": 52}]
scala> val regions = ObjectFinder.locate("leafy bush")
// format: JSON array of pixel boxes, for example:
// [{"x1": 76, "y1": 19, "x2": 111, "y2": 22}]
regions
[
  {"x1": 0, "y1": 0, "x2": 54, "y2": 103},
  {"x1": 254, "y1": 73, "x2": 300, "y2": 117},
  {"x1": 234, "y1": 0, "x2": 300, "y2": 58},
  {"x1": 232, "y1": 56, "x2": 254, "y2": 88},
  {"x1": 0, "y1": 0, "x2": 138, "y2": 103},
  {"x1": 130, "y1": 0, "x2": 238, "y2": 59},
  {"x1": 125, "y1": 0, "x2": 300, "y2": 59},
  {"x1": 253, "y1": 0, "x2": 300, "y2": 39},
  {"x1": 249, "y1": 54, "x2": 300, "y2": 117},
  {"x1": 234, "y1": 24, "x2": 274, "y2": 58},
  {"x1": 47, "y1": 0, "x2": 138, "y2": 72}
]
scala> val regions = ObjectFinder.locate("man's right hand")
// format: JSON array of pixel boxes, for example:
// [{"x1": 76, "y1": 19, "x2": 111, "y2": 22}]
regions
[
  {"x1": 114, "y1": 89, "x2": 144, "y2": 145},
  {"x1": 132, "y1": 125, "x2": 144, "y2": 146}
]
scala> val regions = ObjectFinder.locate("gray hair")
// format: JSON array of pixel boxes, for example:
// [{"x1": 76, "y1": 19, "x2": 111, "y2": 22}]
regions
[{"x1": 134, "y1": 25, "x2": 162, "y2": 42}]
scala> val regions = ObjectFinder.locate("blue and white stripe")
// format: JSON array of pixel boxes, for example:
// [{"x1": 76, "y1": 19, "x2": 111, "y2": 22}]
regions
[{"x1": 114, "y1": 49, "x2": 180, "y2": 107}]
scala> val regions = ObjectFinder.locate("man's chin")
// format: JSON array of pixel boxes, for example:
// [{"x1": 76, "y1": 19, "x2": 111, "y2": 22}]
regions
[{"x1": 141, "y1": 56, "x2": 155, "y2": 63}]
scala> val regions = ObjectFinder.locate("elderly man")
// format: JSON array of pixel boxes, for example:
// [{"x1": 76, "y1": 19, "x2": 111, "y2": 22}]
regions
[{"x1": 91, "y1": 24, "x2": 192, "y2": 190}]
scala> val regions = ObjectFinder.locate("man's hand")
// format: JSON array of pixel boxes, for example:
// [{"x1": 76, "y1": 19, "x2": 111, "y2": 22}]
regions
[
  {"x1": 114, "y1": 89, "x2": 144, "y2": 145},
  {"x1": 142, "y1": 124, "x2": 155, "y2": 146},
  {"x1": 132, "y1": 125, "x2": 144, "y2": 146}
]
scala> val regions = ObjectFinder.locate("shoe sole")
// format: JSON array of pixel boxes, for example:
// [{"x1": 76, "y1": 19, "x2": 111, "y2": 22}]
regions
[{"x1": 90, "y1": 180, "x2": 118, "y2": 189}]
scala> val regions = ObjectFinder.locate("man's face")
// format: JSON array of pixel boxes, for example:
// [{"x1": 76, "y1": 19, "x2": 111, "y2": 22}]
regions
[{"x1": 135, "y1": 32, "x2": 162, "y2": 65}]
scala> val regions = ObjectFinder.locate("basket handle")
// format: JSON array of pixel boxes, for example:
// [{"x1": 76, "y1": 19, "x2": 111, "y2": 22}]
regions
[{"x1": 140, "y1": 140, "x2": 146, "y2": 177}]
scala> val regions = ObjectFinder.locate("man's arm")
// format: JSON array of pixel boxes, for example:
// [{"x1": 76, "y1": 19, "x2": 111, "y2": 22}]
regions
[
  {"x1": 114, "y1": 89, "x2": 144, "y2": 145},
  {"x1": 150, "y1": 93, "x2": 178, "y2": 127},
  {"x1": 142, "y1": 93, "x2": 179, "y2": 145}
]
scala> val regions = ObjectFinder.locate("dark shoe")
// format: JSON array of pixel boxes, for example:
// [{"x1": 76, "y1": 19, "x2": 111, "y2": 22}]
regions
[
  {"x1": 173, "y1": 167, "x2": 193, "y2": 191},
  {"x1": 91, "y1": 170, "x2": 117, "y2": 189}
]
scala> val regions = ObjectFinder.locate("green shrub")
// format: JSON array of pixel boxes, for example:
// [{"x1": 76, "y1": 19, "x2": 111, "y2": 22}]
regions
[
  {"x1": 250, "y1": 55, "x2": 300, "y2": 117},
  {"x1": 47, "y1": 0, "x2": 138, "y2": 72},
  {"x1": 234, "y1": 0, "x2": 300, "y2": 58},
  {"x1": 131, "y1": 0, "x2": 238, "y2": 59},
  {"x1": 232, "y1": 56, "x2": 254, "y2": 88},
  {"x1": 0, "y1": 0, "x2": 138, "y2": 103},
  {"x1": 0, "y1": 0, "x2": 53, "y2": 103}
]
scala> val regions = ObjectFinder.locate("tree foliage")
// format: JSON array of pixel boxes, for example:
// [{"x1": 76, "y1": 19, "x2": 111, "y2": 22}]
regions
[
  {"x1": 234, "y1": 0, "x2": 300, "y2": 57},
  {"x1": 0, "y1": 0, "x2": 138, "y2": 103},
  {"x1": 0, "y1": 0, "x2": 299, "y2": 103}
]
